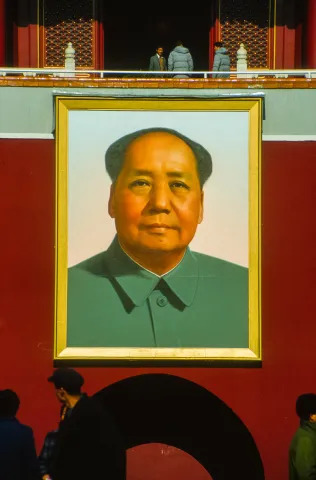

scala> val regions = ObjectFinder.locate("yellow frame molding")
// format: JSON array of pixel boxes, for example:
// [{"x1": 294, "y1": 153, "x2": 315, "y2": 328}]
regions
[{"x1": 54, "y1": 96, "x2": 262, "y2": 363}]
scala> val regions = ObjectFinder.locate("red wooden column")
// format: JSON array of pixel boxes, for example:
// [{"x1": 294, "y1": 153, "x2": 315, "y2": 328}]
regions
[
  {"x1": 95, "y1": 0, "x2": 104, "y2": 70},
  {"x1": 306, "y1": 0, "x2": 316, "y2": 68},
  {"x1": 0, "y1": 0, "x2": 5, "y2": 66},
  {"x1": 14, "y1": 0, "x2": 38, "y2": 67}
]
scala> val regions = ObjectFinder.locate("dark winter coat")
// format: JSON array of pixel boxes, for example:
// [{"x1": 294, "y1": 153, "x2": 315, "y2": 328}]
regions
[
  {"x1": 289, "y1": 420, "x2": 316, "y2": 479},
  {"x1": 50, "y1": 395, "x2": 126, "y2": 480},
  {"x1": 0, "y1": 417, "x2": 40, "y2": 480}
]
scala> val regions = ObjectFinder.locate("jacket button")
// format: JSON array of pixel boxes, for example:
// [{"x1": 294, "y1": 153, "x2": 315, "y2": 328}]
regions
[{"x1": 157, "y1": 296, "x2": 168, "y2": 307}]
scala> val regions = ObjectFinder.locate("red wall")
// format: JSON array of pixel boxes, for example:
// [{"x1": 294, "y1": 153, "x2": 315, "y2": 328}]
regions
[{"x1": 1, "y1": 139, "x2": 316, "y2": 480}]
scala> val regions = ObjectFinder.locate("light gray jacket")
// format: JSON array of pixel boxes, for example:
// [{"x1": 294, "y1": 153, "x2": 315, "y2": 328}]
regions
[
  {"x1": 168, "y1": 46, "x2": 193, "y2": 78},
  {"x1": 213, "y1": 47, "x2": 230, "y2": 78}
]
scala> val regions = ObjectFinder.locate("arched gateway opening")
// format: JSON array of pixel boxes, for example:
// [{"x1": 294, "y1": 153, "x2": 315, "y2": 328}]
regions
[
  {"x1": 94, "y1": 374, "x2": 264, "y2": 480},
  {"x1": 101, "y1": 5, "x2": 214, "y2": 71}
]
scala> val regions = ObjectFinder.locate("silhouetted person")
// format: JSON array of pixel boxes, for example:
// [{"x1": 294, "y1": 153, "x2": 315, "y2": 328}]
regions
[
  {"x1": 168, "y1": 40, "x2": 193, "y2": 78},
  {"x1": 48, "y1": 368, "x2": 126, "y2": 480},
  {"x1": 38, "y1": 405, "x2": 68, "y2": 480},
  {"x1": 289, "y1": 393, "x2": 316, "y2": 479},
  {"x1": 0, "y1": 389, "x2": 40, "y2": 480},
  {"x1": 212, "y1": 41, "x2": 230, "y2": 78}
]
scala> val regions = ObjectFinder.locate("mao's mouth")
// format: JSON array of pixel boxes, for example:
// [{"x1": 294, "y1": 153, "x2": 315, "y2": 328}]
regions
[
  {"x1": 142, "y1": 223, "x2": 178, "y2": 232},
  {"x1": 147, "y1": 223, "x2": 172, "y2": 228}
]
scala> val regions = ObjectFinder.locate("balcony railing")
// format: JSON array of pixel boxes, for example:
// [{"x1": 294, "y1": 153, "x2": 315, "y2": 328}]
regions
[{"x1": 0, "y1": 68, "x2": 316, "y2": 79}]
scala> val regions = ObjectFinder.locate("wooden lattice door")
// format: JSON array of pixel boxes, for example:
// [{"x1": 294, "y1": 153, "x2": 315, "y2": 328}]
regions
[
  {"x1": 215, "y1": 0, "x2": 274, "y2": 69},
  {"x1": 39, "y1": 0, "x2": 102, "y2": 69}
]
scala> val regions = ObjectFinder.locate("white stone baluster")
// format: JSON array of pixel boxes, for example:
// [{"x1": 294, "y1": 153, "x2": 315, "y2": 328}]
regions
[
  {"x1": 237, "y1": 43, "x2": 248, "y2": 78},
  {"x1": 237, "y1": 43, "x2": 259, "y2": 79},
  {"x1": 64, "y1": 42, "x2": 75, "y2": 77}
]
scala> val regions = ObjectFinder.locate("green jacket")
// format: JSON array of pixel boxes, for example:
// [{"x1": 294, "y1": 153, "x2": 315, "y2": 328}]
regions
[
  {"x1": 67, "y1": 236, "x2": 248, "y2": 348},
  {"x1": 289, "y1": 421, "x2": 316, "y2": 480}
]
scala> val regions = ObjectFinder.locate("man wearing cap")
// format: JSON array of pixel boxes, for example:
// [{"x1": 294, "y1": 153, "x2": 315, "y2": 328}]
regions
[
  {"x1": 48, "y1": 368, "x2": 126, "y2": 480},
  {"x1": 67, "y1": 127, "x2": 248, "y2": 349}
]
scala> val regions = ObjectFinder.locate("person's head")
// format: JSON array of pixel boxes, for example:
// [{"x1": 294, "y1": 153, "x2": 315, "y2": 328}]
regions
[
  {"x1": 105, "y1": 128, "x2": 212, "y2": 265},
  {"x1": 0, "y1": 389, "x2": 20, "y2": 417},
  {"x1": 48, "y1": 368, "x2": 84, "y2": 407},
  {"x1": 296, "y1": 393, "x2": 316, "y2": 422},
  {"x1": 214, "y1": 41, "x2": 223, "y2": 51},
  {"x1": 156, "y1": 46, "x2": 164, "y2": 57},
  {"x1": 176, "y1": 40, "x2": 183, "y2": 47}
]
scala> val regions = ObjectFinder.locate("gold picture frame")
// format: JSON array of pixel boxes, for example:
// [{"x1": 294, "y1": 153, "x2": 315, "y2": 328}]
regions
[{"x1": 54, "y1": 96, "x2": 262, "y2": 364}]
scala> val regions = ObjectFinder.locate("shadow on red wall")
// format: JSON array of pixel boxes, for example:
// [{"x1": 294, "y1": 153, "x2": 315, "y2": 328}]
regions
[{"x1": 94, "y1": 373, "x2": 264, "y2": 479}]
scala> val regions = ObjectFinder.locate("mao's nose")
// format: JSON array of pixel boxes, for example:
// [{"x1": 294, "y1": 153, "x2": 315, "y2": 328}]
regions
[{"x1": 149, "y1": 184, "x2": 171, "y2": 212}]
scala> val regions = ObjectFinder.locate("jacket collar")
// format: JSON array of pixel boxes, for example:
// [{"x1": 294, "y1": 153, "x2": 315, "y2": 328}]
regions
[
  {"x1": 0, "y1": 416, "x2": 18, "y2": 422},
  {"x1": 104, "y1": 236, "x2": 199, "y2": 307},
  {"x1": 300, "y1": 420, "x2": 316, "y2": 433}
]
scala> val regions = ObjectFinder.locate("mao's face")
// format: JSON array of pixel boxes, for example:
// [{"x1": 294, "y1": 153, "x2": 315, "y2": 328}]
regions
[{"x1": 108, "y1": 132, "x2": 204, "y2": 255}]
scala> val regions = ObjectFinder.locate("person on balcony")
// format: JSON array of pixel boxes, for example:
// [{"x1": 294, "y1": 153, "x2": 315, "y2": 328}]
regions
[
  {"x1": 149, "y1": 46, "x2": 167, "y2": 72},
  {"x1": 212, "y1": 41, "x2": 230, "y2": 79},
  {"x1": 168, "y1": 40, "x2": 193, "y2": 78}
]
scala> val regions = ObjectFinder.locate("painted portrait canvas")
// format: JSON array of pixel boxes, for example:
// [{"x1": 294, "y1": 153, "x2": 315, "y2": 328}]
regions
[{"x1": 54, "y1": 96, "x2": 262, "y2": 362}]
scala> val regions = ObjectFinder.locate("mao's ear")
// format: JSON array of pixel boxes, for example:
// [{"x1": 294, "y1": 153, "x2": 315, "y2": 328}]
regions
[
  {"x1": 108, "y1": 184, "x2": 116, "y2": 218},
  {"x1": 198, "y1": 190, "x2": 204, "y2": 224}
]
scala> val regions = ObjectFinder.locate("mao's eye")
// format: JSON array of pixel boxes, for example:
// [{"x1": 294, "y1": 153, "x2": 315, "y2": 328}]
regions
[
  {"x1": 170, "y1": 181, "x2": 189, "y2": 190},
  {"x1": 130, "y1": 179, "x2": 150, "y2": 188}
]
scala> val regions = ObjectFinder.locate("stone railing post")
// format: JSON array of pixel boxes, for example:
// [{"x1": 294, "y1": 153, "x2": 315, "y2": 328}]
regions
[
  {"x1": 64, "y1": 42, "x2": 75, "y2": 77},
  {"x1": 237, "y1": 43, "x2": 259, "y2": 79},
  {"x1": 237, "y1": 43, "x2": 247, "y2": 78}
]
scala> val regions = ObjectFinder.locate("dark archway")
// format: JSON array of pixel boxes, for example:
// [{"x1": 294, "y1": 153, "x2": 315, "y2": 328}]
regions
[
  {"x1": 101, "y1": 4, "x2": 215, "y2": 71},
  {"x1": 94, "y1": 374, "x2": 264, "y2": 480}
]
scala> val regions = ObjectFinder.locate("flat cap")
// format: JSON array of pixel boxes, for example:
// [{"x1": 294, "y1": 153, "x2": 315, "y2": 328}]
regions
[{"x1": 47, "y1": 367, "x2": 84, "y2": 390}]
